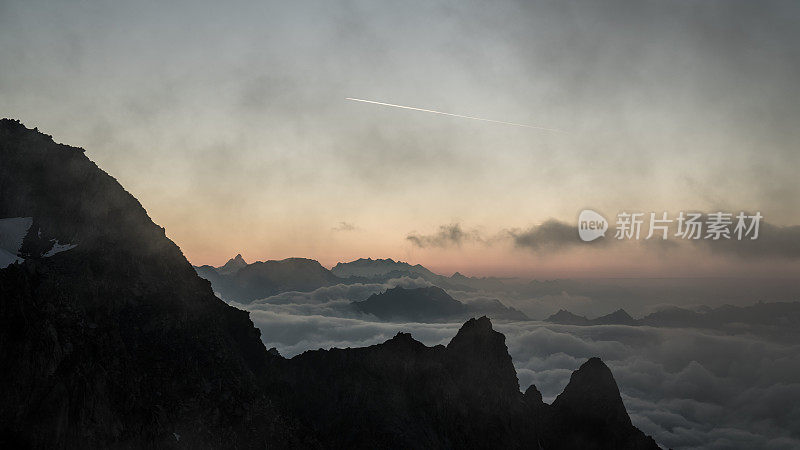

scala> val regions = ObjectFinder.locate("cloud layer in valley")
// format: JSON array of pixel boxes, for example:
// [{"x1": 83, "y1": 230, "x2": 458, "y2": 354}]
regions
[{"x1": 240, "y1": 294, "x2": 800, "y2": 449}]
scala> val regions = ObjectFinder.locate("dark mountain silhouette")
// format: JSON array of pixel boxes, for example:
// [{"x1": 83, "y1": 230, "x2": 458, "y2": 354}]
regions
[
  {"x1": 546, "y1": 309, "x2": 593, "y2": 325},
  {"x1": 0, "y1": 119, "x2": 307, "y2": 448},
  {"x1": 543, "y1": 309, "x2": 643, "y2": 326},
  {"x1": 547, "y1": 302, "x2": 800, "y2": 341},
  {"x1": 547, "y1": 308, "x2": 638, "y2": 326},
  {"x1": 196, "y1": 256, "x2": 526, "y2": 316},
  {"x1": 331, "y1": 257, "x2": 479, "y2": 292},
  {"x1": 0, "y1": 120, "x2": 659, "y2": 449},
  {"x1": 354, "y1": 286, "x2": 467, "y2": 321},
  {"x1": 465, "y1": 297, "x2": 530, "y2": 321},
  {"x1": 354, "y1": 286, "x2": 529, "y2": 322},
  {"x1": 523, "y1": 278, "x2": 800, "y2": 318},
  {"x1": 594, "y1": 309, "x2": 637, "y2": 326},
  {"x1": 218, "y1": 253, "x2": 247, "y2": 275},
  {"x1": 542, "y1": 358, "x2": 657, "y2": 449},
  {"x1": 332, "y1": 257, "x2": 436, "y2": 278},
  {"x1": 641, "y1": 301, "x2": 800, "y2": 328},
  {"x1": 195, "y1": 256, "x2": 341, "y2": 303},
  {"x1": 268, "y1": 317, "x2": 658, "y2": 449},
  {"x1": 639, "y1": 301, "x2": 800, "y2": 342},
  {"x1": 449, "y1": 270, "x2": 511, "y2": 291}
]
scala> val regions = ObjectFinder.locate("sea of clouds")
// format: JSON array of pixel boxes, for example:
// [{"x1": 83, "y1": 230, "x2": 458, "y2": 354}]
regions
[{"x1": 232, "y1": 281, "x2": 800, "y2": 450}]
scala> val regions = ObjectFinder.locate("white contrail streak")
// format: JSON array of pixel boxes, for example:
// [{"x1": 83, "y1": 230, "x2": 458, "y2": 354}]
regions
[{"x1": 345, "y1": 97, "x2": 563, "y2": 132}]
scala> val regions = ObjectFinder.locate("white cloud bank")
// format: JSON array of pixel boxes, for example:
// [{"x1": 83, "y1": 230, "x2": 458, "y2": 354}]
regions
[{"x1": 236, "y1": 293, "x2": 800, "y2": 449}]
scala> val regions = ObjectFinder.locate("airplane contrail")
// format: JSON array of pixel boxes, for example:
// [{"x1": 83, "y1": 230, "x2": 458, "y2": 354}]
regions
[{"x1": 345, "y1": 97, "x2": 563, "y2": 132}]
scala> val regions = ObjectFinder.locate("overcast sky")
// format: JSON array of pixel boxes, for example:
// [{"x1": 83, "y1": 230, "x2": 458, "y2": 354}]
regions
[{"x1": 2, "y1": 0, "x2": 799, "y2": 276}]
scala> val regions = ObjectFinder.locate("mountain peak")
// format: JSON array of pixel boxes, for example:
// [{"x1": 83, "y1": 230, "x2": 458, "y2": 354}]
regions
[
  {"x1": 385, "y1": 331, "x2": 426, "y2": 351},
  {"x1": 447, "y1": 317, "x2": 521, "y2": 402},
  {"x1": 546, "y1": 309, "x2": 591, "y2": 325},
  {"x1": 452, "y1": 316, "x2": 494, "y2": 338},
  {"x1": 542, "y1": 357, "x2": 659, "y2": 449},
  {"x1": 217, "y1": 253, "x2": 248, "y2": 275},
  {"x1": 447, "y1": 316, "x2": 508, "y2": 361},
  {"x1": 594, "y1": 308, "x2": 637, "y2": 325},
  {"x1": 551, "y1": 357, "x2": 631, "y2": 427}
]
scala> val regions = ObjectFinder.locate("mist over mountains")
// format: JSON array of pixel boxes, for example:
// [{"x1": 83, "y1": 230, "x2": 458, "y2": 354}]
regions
[
  {"x1": 188, "y1": 224, "x2": 800, "y2": 448},
  {"x1": 194, "y1": 254, "x2": 528, "y2": 322},
  {"x1": 3, "y1": 120, "x2": 798, "y2": 448},
  {"x1": 0, "y1": 120, "x2": 666, "y2": 448},
  {"x1": 547, "y1": 302, "x2": 800, "y2": 333},
  {"x1": 188, "y1": 249, "x2": 800, "y2": 449}
]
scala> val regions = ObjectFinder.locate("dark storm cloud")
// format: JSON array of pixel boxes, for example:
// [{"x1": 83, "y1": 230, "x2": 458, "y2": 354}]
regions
[
  {"x1": 332, "y1": 221, "x2": 358, "y2": 232},
  {"x1": 412, "y1": 215, "x2": 800, "y2": 262},
  {"x1": 406, "y1": 219, "x2": 608, "y2": 252},
  {"x1": 704, "y1": 222, "x2": 800, "y2": 259},
  {"x1": 510, "y1": 220, "x2": 585, "y2": 252},
  {"x1": 406, "y1": 223, "x2": 482, "y2": 248},
  {"x1": 406, "y1": 220, "x2": 595, "y2": 250}
]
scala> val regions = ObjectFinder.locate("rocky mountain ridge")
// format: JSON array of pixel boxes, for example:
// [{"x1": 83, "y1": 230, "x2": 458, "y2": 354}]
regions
[
  {"x1": 547, "y1": 302, "x2": 800, "y2": 332},
  {"x1": 354, "y1": 286, "x2": 529, "y2": 322}
]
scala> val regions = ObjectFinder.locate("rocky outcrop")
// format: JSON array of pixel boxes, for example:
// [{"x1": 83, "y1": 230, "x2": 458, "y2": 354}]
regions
[
  {"x1": 267, "y1": 317, "x2": 536, "y2": 449},
  {"x1": 0, "y1": 119, "x2": 309, "y2": 448},
  {"x1": 541, "y1": 358, "x2": 659, "y2": 449},
  {"x1": 267, "y1": 317, "x2": 658, "y2": 450}
]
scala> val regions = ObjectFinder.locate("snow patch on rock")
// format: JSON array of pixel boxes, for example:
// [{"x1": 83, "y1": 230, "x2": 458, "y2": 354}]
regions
[
  {"x1": 0, "y1": 217, "x2": 32, "y2": 268},
  {"x1": 43, "y1": 241, "x2": 77, "y2": 257}
]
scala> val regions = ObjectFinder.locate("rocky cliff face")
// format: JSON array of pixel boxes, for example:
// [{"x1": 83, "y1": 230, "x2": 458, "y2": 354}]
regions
[
  {"x1": 267, "y1": 317, "x2": 535, "y2": 449},
  {"x1": 541, "y1": 358, "x2": 658, "y2": 449},
  {"x1": 0, "y1": 120, "x2": 659, "y2": 449},
  {"x1": 0, "y1": 119, "x2": 308, "y2": 448},
  {"x1": 268, "y1": 317, "x2": 658, "y2": 449}
]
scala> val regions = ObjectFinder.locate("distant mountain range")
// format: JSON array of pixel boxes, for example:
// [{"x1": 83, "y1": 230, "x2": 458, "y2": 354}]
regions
[
  {"x1": 195, "y1": 256, "x2": 513, "y2": 303},
  {"x1": 331, "y1": 257, "x2": 436, "y2": 278},
  {"x1": 194, "y1": 254, "x2": 528, "y2": 322},
  {"x1": 195, "y1": 255, "x2": 341, "y2": 302},
  {"x1": 353, "y1": 286, "x2": 529, "y2": 322},
  {"x1": 547, "y1": 302, "x2": 800, "y2": 335},
  {"x1": 331, "y1": 257, "x2": 510, "y2": 292},
  {"x1": 546, "y1": 309, "x2": 637, "y2": 326}
]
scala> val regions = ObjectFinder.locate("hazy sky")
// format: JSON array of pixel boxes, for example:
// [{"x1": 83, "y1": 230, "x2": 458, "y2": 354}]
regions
[{"x1": 2, "y1": 0, "x2": 799, "y2": 276}]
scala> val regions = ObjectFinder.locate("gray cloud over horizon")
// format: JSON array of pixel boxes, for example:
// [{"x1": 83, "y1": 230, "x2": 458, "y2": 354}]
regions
[
  {"x1": 406, "y1": 223, "x2": 484, "y2": 248},
  {"x1": 2, "y1": 0, "x2": 799, "y2": 268},
  {"x1": 407, "y1": 217, "x2": 800, "y2": 259},
  {"x1": 332, "y1": 221, "x2": 358, "y2": 232}
]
